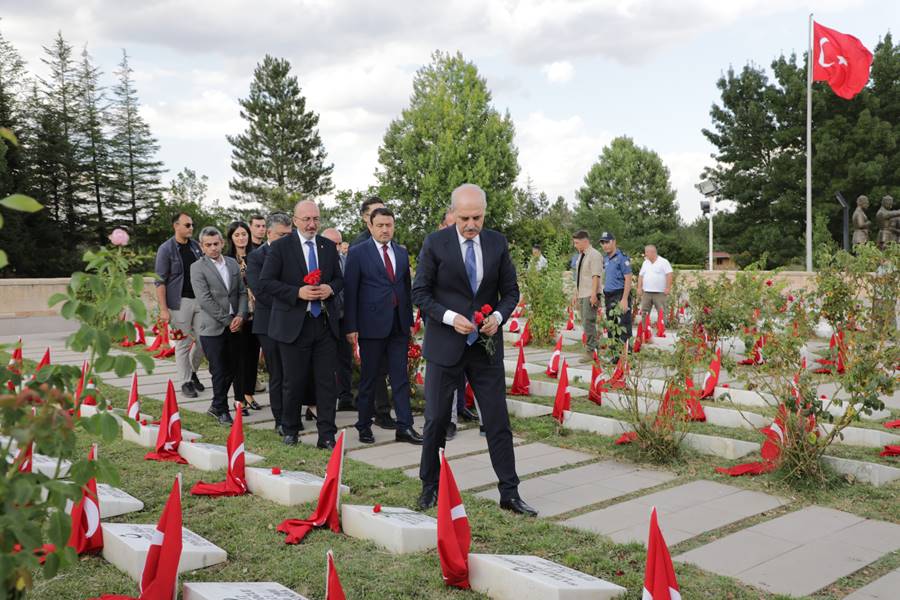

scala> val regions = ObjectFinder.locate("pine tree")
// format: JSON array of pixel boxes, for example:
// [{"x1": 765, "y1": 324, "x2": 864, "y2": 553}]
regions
[
  {"x1": 39, "y1": 31, "x2": 84, "y2": 238},
  {"x1": 109, "y1": 49, "x2": 163, "y2": 231},
  {"x1": 376, "y1": 51, "x2": 519, "y2": 251},
  {"x1": 0, "y1": 28, "x2": 28, "y2": 196},
  {"x1": 77, "y1": 45, "x2": 112, "y2": 244},
  {"x1": 227, "y1": 54, "x2": 333, "y2": 212}
]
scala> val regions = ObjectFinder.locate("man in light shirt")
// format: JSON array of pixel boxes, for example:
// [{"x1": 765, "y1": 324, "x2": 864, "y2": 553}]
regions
[
  {"x1": 572, "y1": 230, "x2": 603, "y2": 355},
  {"x1": 637, "y1": 245, "x2": 673, "y2": 319}
]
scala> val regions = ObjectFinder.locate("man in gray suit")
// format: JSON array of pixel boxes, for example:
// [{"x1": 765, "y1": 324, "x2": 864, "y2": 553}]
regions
[{"x1": 190, "y1": 226, "x2": 249, "y2": 425}]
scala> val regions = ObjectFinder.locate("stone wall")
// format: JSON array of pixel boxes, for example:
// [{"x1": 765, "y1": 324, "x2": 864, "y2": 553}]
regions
[{"x1": 0, "y1": 277, "x2": 158, "y2": 318}]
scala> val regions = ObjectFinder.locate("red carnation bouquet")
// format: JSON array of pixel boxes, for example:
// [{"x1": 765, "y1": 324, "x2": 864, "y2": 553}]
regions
[
  {"x1": 474, "y1": 304, "x2": 496, "y2": 357},
  {"x1": 304, "y1": 269, "x2": 322, "y2": 286}
]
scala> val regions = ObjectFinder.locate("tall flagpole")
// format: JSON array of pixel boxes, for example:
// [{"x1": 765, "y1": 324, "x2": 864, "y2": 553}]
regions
[{"x1": 806, "y1": 13, "x2": 814, "y2": 272}]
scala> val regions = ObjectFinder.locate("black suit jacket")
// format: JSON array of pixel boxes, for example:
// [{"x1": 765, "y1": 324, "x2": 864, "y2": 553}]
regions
[
  {"x1": 245, "y1": 243, "x2": 272, "y2": 336},
  {"x1": 259, "y1": 232, "x2": 344, "y2": 343},
  {"x1": 412, "y1": 227, "x2": 519, "y2": 367},
  {"x1": 344, "y1": 240, "x2": 413, "y2": 338}
]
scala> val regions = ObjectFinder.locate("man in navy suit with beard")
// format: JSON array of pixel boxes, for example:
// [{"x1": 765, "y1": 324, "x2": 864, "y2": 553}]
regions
[
  {"x1": 412, "y1": 183, "x2": 536, "y2": 516},
  {"x1": 344, "y1": 207, "x2": 422, "y2": 446}
]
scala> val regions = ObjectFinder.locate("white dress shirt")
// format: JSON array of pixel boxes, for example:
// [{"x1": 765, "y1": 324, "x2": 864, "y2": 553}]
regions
[
  {"x1": 211, "y1": 255, "x2": 234, "y2": 314},
  {"x1": 442, "y1": 231, "x2": 503, "y2": 327},
  {"x1": 373, "y1": 238, "x2": 396, "y2": 275}
]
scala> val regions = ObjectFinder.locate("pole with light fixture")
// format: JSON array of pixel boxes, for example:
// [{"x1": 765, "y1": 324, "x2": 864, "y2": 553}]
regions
[{"x1": 698, "y1": 180, "x2": 718, "y2": 272}]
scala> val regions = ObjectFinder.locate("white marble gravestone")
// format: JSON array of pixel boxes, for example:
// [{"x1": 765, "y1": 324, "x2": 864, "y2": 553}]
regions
[
  {"x1": 341, "y1": 505, "x2": 437, "y2": 554},
  {"x1": 101, "y1": 523, "x2": 227, "y2": 581},
  {"x1": 64, "y1": 483, "x2": 144, "y2": 519},
  {"x1": 183, "y1": 582, "x2": 309, "y2": 600},
  {"x1": 176, "y1": 441, "x2": 264, "y2": 471},
  {"x1": 122, "y1": 422, "x2": 202, "y2": 447},
  {"x1": 244, "y1": 467, "x2": 349, "y2": 506},
  {"x1": 468, "y1": 554, "x2": 627, "y2": 600},
  {"x1": 32, "y1": 453, "x2": 71, "y2": 478}
]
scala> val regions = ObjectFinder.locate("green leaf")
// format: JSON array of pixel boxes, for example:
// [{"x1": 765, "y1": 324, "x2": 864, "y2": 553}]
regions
[
  {"x1": 99, "y1": 412, "x2": 120, "y2": 440},
  {"x1": 60, "y1": 300, "x2": 77, "y2": 320},
  {"x1": 131, "y1": 273, "x2": 144, "y2": 295},
  {"x1": 95, "y1": 331, "x2": 111, "y2": 358},
  {"x1": 0, "y1": 250, "x2": 7, "y2": 269},
  {"x1": 47, "y1": 292, "x2": 68, "y2": 307},
  {"x1": 128, "y1": 298, "x2": 148, "y2": 324},
  {"x1": 47, "y1": 509, "x2": 69, "y2": 547},
  {"x1": 42, "y1": 549, "x2": 60, "y2": 579},
  {"x1": 0, "y1": 194, "x2": 42, "y2": 213},
  {"x1": 94, "y1": 355, "x2": 115, "y2": 373},
  {"x1": 135, "y1": 351, "x2": 155, "y2": 375},
  {"x1": 0, "y1": 127, "x2": 19, "y2": 146},
  {"x1": 113, "y1": 354, "x2": 135, "y2": 378}
]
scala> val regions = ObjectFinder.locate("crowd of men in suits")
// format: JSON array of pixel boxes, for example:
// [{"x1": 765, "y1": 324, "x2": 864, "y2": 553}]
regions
[{"x1": 154, "y1": 184, "x2": 539, "y2": 516}]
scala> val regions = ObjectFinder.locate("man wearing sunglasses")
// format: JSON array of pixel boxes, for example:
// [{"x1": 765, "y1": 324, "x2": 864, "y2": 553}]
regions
[{"x1": 154, "y1": 211, "x2": 206, "y2": 399}]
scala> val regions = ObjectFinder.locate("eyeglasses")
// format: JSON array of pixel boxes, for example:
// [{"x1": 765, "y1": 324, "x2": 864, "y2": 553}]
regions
[{"x1": 180, "y1": 223, "x2": 194, "y2": 228}]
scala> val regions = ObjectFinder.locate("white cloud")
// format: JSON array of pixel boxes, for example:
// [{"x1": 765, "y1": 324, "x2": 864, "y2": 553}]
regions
[
  {"x1": 661, "y1": 150, "x2": 715, "y2": 223},
  {"x1": 541, "y1": 60, "x2": 574, "y2": 83},
  {"x1": 515, "y1": 111, "x2": 611, "y2": 204}
]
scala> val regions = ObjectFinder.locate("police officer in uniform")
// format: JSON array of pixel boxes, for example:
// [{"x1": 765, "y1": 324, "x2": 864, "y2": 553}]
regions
[{"x1": 599, "y1": 232, "x2": 632, "y2": 357}]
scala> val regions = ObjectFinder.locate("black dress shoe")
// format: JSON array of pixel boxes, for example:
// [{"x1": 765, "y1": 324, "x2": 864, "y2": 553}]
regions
[
  {"x1": 499, "y1": 497, "x2": 538, "y2": 517},
  {"x1": 233, "y1": 404, "x2": 250, "y2": 417},
  {"x1": 445, "y1": 422, "x2": 457, "y2": 440},
  {"x1": 358, "y1": 427, "x2": 375, "y2": 444},
  {"x1": 245, "y1": 398, "x2": 263, "y2": 411},
  {"x1": 458, "y1": 407, "x2": 478, "y2": 422},
  {"x1": 283, "y1": 434, "x2": 299, "y2": 446},
  {"x1": 395, "y1": 426, "x2": 423, "y2": 445},
  {"x1": 417, "y1": 486, "x2": 438, "y2": 510},
  {"x1": 181, "y1": 382, "x2": 198, "y2": 399},
  {"x1": 191, "y1": 372, "x2": 205, "y2": 392},
  {"x1": 374, "y1": 415, "x2": 397, "y2": 430},
  {"x1": 317, "y1": 438, "x2": 336, "y2": 450},
  {"x1": 305, "y1": 407, "x2": 317, "y2": 421},
  {"x1": 216, "y1": 411, "x2": 234, "y2": 426}
]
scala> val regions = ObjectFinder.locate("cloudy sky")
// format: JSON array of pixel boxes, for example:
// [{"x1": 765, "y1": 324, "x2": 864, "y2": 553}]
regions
[{"x1": 2, "y1": 0, "x2": 896, "y2": 223}]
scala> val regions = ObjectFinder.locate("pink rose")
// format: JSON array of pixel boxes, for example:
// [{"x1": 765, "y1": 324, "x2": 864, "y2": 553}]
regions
[{"x1": 108, "y1": 228, "x2": 130, "y2": 246}]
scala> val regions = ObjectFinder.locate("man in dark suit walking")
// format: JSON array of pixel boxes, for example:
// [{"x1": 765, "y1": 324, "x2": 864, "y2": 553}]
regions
[
  {"x1": 412, "y1": 184, "x2": 536, "y2": 516},
  {"x1": 344, "y1": 207, "x2": 423, "y2": 446},
  {"x1": 259, "y1": 200, "x2": 343, "y2": 449},
  {"x1": 245, "y1": 212, "x2": 293, "y2": 437}
]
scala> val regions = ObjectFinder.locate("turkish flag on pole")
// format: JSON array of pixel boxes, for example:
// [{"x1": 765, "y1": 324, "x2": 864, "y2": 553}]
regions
[
  {"x1": 551, "y1": 360, "x2": 571, "y2": 424},
  {"x1": 35, "y1": 348, "x2": 51, "y2": 372},
  {"x1": 127, "y1": 373, "x2": 141, "y2": 421},
  {"x1": 509, "y1": 344, "x2": 531, "y2": 396},
  {"x1": 144, "y1": 381, "x2": 187, "y2": 464},
  {"x1": 191, "y1": 402, "x2": 248, "y2": 496},
  {"x1": 643, "y1": 507, "x2": 681, "y2": 600},
  {"x1": 68, "y1": 444, "x2": 104, "y2": 555},
  {"x1": 813, "y1": 22, "x2": 873, "y2": 99},
  {"x1": 545, "y1": 335, "x2": 563, "y2": 378},
  {"x1": 325, "y1": 550, "x2": 347, "y2": 600},
  {"x1": 140, "y1": 476, "x2": 183, "y2": 600},
  {"x1": 700, "y1": 348, "x2": 722, "y2": 399},
  {"x1": 277, "y1": 430, "x2": 345, "y2": 544},
  {"x1": 437, "y1": 449, "x2": 471, "y2": 589},
  {"x1": 588, "y1": 362, "x2": 604, "y2": 405}
]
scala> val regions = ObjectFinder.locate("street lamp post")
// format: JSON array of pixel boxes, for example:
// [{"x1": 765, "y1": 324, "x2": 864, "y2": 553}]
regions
[{"x1": 698, "y1": 180, "x2": 718, "y2": 272}]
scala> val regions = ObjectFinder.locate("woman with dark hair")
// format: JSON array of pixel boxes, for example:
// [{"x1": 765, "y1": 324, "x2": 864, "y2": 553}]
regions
[{"x1": 225, "y1": 220, "x2": 263, "y2": 415}]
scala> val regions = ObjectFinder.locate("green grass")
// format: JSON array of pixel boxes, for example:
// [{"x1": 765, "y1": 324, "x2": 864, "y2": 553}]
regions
[{"x1": 29, "y1": 367, "x2": 900, "y2": 599}]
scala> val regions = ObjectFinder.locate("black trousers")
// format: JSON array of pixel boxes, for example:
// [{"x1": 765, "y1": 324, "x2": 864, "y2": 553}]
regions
[
  {"x1": 236, "y1": 321, "x2": 260, "y2": 400},
  {"x1": 335, "y1": 332, "x2": 354, "y2": 405},
  {"x1": 257, "y1": 332, "x2": 283, "y2": 427},
  {"x1": 199, "y1": 330, "x2": 242, "y2": 415},
  {"x1": 604, "y1": 289, "x2": 633, "y2": 346},
  {"x1": 420, "y1": 343, "x2": 519, "y2": 500},
  {"x1": 357, "y1": 310, "x2": 414, "y2": 431},
  {"x1": 278, "y1": 315, "x2": 337, "y2": 441}
]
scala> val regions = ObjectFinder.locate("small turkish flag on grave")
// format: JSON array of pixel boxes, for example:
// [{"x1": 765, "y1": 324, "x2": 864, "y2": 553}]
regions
[
  {"x1": 514, "y1": 319, "x2": 532, "y2": 347},
  {"x1": 191, "y1": 402, "x2": 248, "y2": 496},
  {"x1": 551, "y1": 360, "x2": 571, "y2": 424},
  {"x1": 126, "y1": 373, "x2": 141, "y2": 421},
  {"x1": 643, "y1": 507, "x2": 681, "y2": 600},
  {"x1": 545, "y1": 335, "x2": 563, "y2": 378},
  {"x1": 509, "y1": 344, "x2": 530, "y2": 396},
  {"x1": 68, "y1": 444, "x2": 104, "y2": 555},
  {"x1": 700, "y1": 348, "x2": 722, "y2": 399},
  {"x1": 588, "y1": 363, "x2": 604, "y2": 405},
  {"x1": 326, "y1": 550, "x2": 347, "y2": 600},
  {"x1": 656, "y1": 309, "x2": 666, "y2": 337},
  {"x1": 277, "y1": 430, "x2": 345, "y2": 544},
  {"x1": 509, "y1": 317, "x2": 520, "y2": 333},
  {"x1": 144, "y1": 381, "x2": 187, "y2": 464},
  {"x1": 437, "y1": 449, "x2": 471, "y2": 589}
]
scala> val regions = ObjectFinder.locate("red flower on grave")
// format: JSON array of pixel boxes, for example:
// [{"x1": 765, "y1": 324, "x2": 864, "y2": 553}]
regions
[
  {"x1": 303, "y1": 269, "x2": 322, "y2": 286},
  {"x1": 271, "y1": 467, "x2": 282, "y2": 475},
  {"x1": 765, "y1": 279, "x2": 773, "y2": 287},
  {"x1": 373, "y1": 504, "x2": 382, "y2": 513}
]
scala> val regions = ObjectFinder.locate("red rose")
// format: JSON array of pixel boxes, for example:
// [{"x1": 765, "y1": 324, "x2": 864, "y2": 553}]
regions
[
  {"x1": 373, "y1": 504, "x2": 382, "y2": 513},
  {"x1": 304, "y1": 269, "x2": 322, "y2": 286},
  {"x1": 788, "y1": 295, "x2": 795, "y2": 302},
  {"x1": 765, "y1": 279, "x2": 773, "y2": 287},
  {"x1": 473, "y1": 312, "x2": 485, "y2": 325},
  {"x1": 271, "y1": 467, "x2": 282, "y2": 475},
  {"x1": 480, "y1": 304, "x2": 493, "y2": 315},
  {"x1": 703, "y1": 306, "x2": 711, "y2": 314}
]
